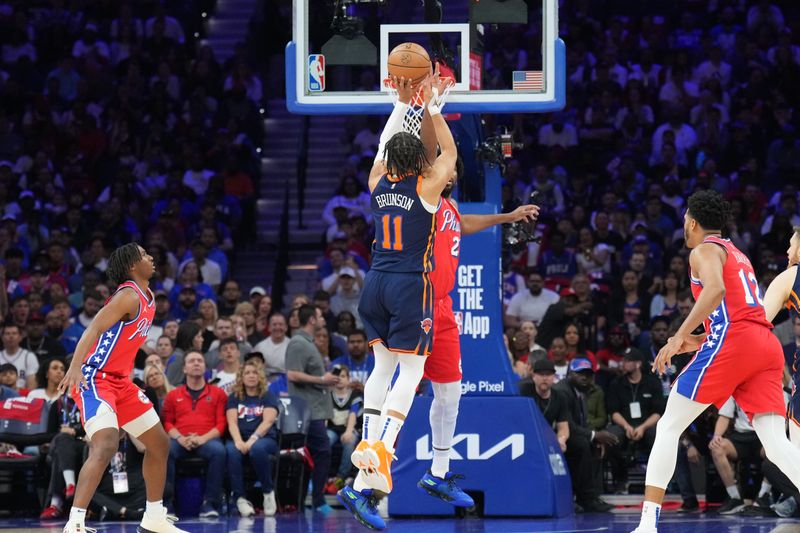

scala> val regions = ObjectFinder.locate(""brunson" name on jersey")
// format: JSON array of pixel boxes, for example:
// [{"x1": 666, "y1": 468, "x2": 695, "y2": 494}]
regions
[{"x1": 375, "y1": 193, "x2": 415, "y2": 211}]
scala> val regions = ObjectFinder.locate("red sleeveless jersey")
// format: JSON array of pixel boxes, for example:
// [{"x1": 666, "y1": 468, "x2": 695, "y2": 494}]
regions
[
  {"x1": 430, "y1": 197, "x2": 461, "y2": 300},
  {"x1": 82, "y1": 281, "x2": 155, "y2": 377},
  {"x1": 689, "y1": 236, "x2": 772, "y2": 332}
]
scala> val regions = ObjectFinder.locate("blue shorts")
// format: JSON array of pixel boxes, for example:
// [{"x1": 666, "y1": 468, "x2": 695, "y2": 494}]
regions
[{"x1": 358, "y1": 270, "x2": 433, "y2": 355}]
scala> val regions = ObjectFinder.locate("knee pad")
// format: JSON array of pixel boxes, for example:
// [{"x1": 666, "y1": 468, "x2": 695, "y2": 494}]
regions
[{"x1": 431, "y1": 381, "x2": 461, "y2": 419}]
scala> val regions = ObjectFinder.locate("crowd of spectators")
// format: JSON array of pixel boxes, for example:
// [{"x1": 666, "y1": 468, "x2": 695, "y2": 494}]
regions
[
  {"x1": 303, "y1": 0, "x2": 800, "y2": 516},
  {"x1": 0, "y1": 0, "x2": 799, "y2": 522}
]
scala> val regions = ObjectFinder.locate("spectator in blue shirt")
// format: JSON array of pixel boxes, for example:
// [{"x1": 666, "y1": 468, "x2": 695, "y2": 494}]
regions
[
  {"x1": 225, "y1": 359, "x2": 281, "y2": 517},
  {"x1": 60, "y1": 290, "x2": 102, "y2": 355},
  {"x1": 539, "y1": 231, "x2": 577, "y2": 281},
  {"x1": 330, "y1": 330, "x2": 374, "y2": 392}
]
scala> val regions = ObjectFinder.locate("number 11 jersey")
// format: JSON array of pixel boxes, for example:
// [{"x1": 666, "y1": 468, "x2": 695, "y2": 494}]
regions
[{"x1": 369, "y1": 174, "x2": 437, "y2": 273}]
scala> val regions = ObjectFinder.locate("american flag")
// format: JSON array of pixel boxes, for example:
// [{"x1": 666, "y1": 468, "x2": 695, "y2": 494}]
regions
[{"x1": 512, "y1": 71, "x2": 544, "y2": 91}]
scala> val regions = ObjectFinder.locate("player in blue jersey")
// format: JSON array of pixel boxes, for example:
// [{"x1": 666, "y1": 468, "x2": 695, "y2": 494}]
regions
[
  {"x1": 763, "y1": 226, "x2": 800, "y2": 439},
  {"x1": 338, "y1": 75, "x2": 455, "y2": 530}
]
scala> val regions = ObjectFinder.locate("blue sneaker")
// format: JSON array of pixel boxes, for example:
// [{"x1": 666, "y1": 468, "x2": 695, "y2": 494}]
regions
[
  {"x1": 417, "y1": 470, "x2": 475, "y2": 507},
  {"x1": 337, "y1": 486, "x2": 386, "y2": 530},
  {"x1": 315, "y1": 503, "x2": 332, "y2": 516}
]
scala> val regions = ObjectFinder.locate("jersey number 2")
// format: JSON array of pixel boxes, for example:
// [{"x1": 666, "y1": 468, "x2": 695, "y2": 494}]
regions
[
  {"x1": 451, "y1": 236, "x2": 460, "y2": 257},
  {"x1": 381, "y1": 215, "x2": 403, "y2": 251},
  {"x1": 738, "y1": 268, "x2": 764, "y2": 307}
]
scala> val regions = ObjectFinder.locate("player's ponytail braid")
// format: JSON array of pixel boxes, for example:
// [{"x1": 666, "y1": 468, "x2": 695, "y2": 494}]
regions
[
  {"x1": 384, "y1": 131, "x2": 429, "y2": 179},
  {"x1": 106, "y1": 243, "x2": 143, "y2": 287}
]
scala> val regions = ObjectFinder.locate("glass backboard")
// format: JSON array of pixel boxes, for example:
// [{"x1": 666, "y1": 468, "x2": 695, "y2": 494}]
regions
[{"x1": 286, "y1": 0, "x2": 565, "y2": 114}]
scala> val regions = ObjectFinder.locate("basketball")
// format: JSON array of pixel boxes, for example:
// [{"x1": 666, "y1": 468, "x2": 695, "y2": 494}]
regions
[{"x1": 387, "y1": 43, "x2": 431, "y2": 85}]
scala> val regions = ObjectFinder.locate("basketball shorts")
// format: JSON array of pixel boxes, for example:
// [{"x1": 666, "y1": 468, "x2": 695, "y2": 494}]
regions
[
  {"x1": 424, "y1": 296, "x2": 462, "y2": 383},
  {"x1": 359, "y1": 269, "x2": 434, "y2": 355},
  {"x1": 674, "y1": 323, "x2": 785, "y2": 421},
  {"x1": 73, "y1": 366, "x2": 159, "y2": 439}
]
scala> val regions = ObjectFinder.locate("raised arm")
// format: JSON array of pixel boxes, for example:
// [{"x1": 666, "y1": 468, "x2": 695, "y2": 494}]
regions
[
  {"x1": 419, "y1": 64, "x2": 441, "y2": 164},
  {"x1": 763, "y1": 266, "x2": 796, "y2": 322},
  {"x1": 368, "y1": 76, "x2": 414, "y2": 191},
  {"x1": 461, "y1": 205, "x2": 540, "y2": 236},
  {"x1": 419, "y1": 77, "x2": 457, "y2": 206}
]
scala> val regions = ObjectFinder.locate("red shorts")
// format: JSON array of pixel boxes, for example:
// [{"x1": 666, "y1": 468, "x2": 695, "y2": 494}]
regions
[
  {"x1": 424, "y1": 296, "x2": 462, "y2": 383},
  {"x1": 73, "y1": 367, "x2": 154, "y2": 429},
  {"x1": 674, "y1": 322, "x2": 785, "y2": 420}
]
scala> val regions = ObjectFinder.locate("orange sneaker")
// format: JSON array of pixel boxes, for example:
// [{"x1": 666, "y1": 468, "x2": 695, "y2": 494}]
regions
[
  {"x1": 351, "y1": 440, "x2": 395, "y2": 493},
  {"x1": 365, "y1": 441, "x2": 394, "y2": 494},
  {"x1": 350, "y1": 440, "x2": 371, "y2": 470}
]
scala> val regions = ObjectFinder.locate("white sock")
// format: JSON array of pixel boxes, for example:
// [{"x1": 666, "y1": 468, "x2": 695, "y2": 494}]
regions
[
  {"x1": 726, "y1": 485, "x2": 741, "y2": 499},
  {"x1": 50, "y1": 495, "x2": 63, "y2": 509},
  {"x1": 759, "y1": 480, "x2": 772, "y2": 498},
  {"x1": 431, "y1": 447, "x2": 450, "y2": 479},
  {"x1": 353, "y1": 471, "x2": 369, "y2": 492},
  {"x1": 363, "y1": 410, "x2": 381, "y2": 444},
  {"x1": 63, "y1": 469, "x2": 76, "y2": 486},
  {"x1": 638, "y1": 501, "x2": 661, "y2": 529},
  {"x1": 146, "y1": 500, "x2": 164, "y2": 515},
  {"x1": 68, "y1": 507, "x2": 86, "y2": 524},
  {"x1": 379, "y1": 415, "x2": 404, "y2": 453}
]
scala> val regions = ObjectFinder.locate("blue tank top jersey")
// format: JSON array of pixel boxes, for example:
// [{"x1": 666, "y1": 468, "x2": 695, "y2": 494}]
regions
[
  {"x1": 369, "y1": 174, "x2": 437, "y2": 273},
  {"x1": 789, "y1": 266, "x2": 800, "y2": 320}
]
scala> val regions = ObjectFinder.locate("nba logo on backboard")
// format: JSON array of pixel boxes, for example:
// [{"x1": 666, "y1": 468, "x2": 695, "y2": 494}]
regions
[{"x1": 308, "y1": 54, "x2": 325, "y2": 92}]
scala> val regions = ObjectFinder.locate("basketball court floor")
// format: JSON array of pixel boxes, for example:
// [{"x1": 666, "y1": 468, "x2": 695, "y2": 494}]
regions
[{"x1": 2, "y1": 511, "x2": 799, "y2": 533}]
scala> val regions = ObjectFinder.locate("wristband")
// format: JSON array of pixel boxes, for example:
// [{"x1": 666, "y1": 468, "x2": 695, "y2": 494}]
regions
[
  {"x1": 427, "y1": 101, "x2": 442, "y2": 116},
  {"x1": 250, "y1": 433, "x2": 260, "y2": 441}
]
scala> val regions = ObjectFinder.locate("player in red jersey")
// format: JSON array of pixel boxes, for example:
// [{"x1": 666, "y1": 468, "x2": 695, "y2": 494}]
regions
[
  {"x1": 633, "y1": 191, "x2": 800, "y2": 533},
  {"x1": 415, "y1": 139, "x2": 539, "y2": 502},
  {"x1": 58, "y1": 243, "x2": 185, "y2": 533}
]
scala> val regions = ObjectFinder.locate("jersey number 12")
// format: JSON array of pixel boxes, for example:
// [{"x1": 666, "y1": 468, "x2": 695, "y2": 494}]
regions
[
  {"x1": 380, "y1": 215, "x2": 403, "y2": 251},
  {"x1": 738, "y1": 268, "x2": 764, "y2": 307}
]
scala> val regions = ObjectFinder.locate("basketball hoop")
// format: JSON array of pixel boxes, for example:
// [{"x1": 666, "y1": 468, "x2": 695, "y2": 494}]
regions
[{"x1": 382, "y1": 75, "x2": 454, "y2": 138}]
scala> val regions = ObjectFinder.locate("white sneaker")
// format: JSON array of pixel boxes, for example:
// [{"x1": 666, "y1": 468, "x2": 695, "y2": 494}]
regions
[
  {"x1": 236, "y1": 497, "x2": 255, "y2": 517},
  {"x1": 137, "y1": 507, "x2": 188, "y2": 533},
  {"x1": 263, "y1": 491, "x2": 277, "y2": 516},
  {"x1": 63, "y1": 523, "x2": 96, "y2": 533}
]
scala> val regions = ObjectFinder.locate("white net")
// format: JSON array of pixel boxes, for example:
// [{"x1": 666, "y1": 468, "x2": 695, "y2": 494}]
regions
[{"x1": 382, "y1": 76, "x2": 454, "y2": 138}]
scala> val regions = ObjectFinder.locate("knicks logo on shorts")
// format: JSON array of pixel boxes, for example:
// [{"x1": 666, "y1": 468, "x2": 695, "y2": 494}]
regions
[
  {"x1": 420, "y1": 318, "x2": 433, "y2": 335},
  {"x1": 137, "y1": 390, "x2": 151, "y2": 405}
]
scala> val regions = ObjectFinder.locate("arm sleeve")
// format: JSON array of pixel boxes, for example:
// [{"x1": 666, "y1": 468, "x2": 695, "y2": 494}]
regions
[
  {"x1": 588, "y1": 388, "x2": 608, "y2": 430},
  {"x1": 374, "y1": 102, "x2": 410, "y2": 164},
  {"x1": 264, "y1": 392, "x2": 281, "y2": 415},
  {"x1": 555, "y1": 392, "x2": 569, "y2": 423},
  {"x1": 506, "y1": 293, "x2": 522, "y2": 317},
  {"x1": 162, "y1": 392, "x2": 176, "y2": 433},
  {"x1": 226, "y1": 394, "x2": 237, "y2": 411},
  {"x1": 215, "y1": 388, "x2": 227, "y2": 435},
  {"x1": 605, "y1": 383, "x2": 621, "y2": 417},
  {"x1": 719, "y1": 397, "x2": 735, "y2": 418},
  {"x1": 284, "y1": 341, "x2": 305, "y2": 372}
]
